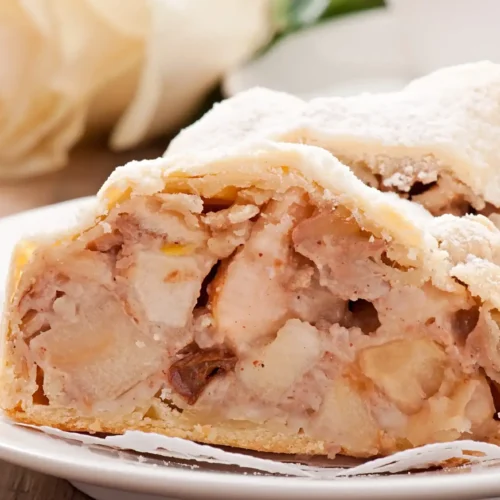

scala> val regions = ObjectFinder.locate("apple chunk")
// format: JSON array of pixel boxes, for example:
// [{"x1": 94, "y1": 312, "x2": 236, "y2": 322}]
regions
[
  {"x1": 359, "y1": 339, "x2": 446, "y2": 414},
  {"x1": 237, "y1": 319, "x2": 322, "y2": 400}
]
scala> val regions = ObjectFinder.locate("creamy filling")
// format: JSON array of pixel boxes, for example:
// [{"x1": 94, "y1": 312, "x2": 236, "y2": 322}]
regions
[
  {"x1": 340, "y1": 154, "x2": 500, "y2": 224},
  {"x1": 9, "y1": 188, "x2": 500, "y2": 457}
]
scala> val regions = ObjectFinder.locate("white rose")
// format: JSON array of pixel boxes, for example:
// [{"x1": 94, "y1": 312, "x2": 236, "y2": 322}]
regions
[{"x1": 0, "y1": 0, "x2": 272, "y2": 178}]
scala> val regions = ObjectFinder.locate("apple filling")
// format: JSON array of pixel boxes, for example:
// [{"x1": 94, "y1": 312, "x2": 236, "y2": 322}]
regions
[
  {"x1": 7, "y1": 187, "x2": 500, "y2": 457},
  {"x1": 337, "y1": 154, "x2": 500, "y2": 225}
]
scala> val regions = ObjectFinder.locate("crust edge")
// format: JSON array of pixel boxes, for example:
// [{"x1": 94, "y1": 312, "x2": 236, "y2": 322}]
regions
[{"x1": 5, "y1": 407, "x2": 329, "y2": 456}]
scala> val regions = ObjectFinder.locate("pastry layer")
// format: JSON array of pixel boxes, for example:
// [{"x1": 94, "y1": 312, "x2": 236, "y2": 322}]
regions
[{"x1": 167, "y1": 62, "x2": 500, "y2": 224}]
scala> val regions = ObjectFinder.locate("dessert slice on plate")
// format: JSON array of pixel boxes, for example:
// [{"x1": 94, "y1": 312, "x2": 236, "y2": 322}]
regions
[
  {"x1": 168, "y1": 61, "x2": 500, "y2": 222},
  {"x1": 2, "y1": 135, "x2": 499, "y2": 458}
]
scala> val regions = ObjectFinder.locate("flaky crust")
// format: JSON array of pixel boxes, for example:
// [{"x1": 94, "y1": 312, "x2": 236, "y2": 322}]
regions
[
  {"x1": 5, "y1": 405, "x2": 328, "y2": 456},
  {"x1": 167, "y1": 62, "x2": 500, "y2": 207}
]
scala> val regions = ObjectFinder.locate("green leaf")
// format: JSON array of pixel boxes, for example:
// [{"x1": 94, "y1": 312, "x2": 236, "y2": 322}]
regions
[
  {"x1": 321, "y1": 0, "x2": 385, "y2": 19},
  {"x1": 271, "y1": 0, "x2": 385, "y2": 36},
  {"x1": 272, "y1": 0, "x2": 331, "y2": 32}
]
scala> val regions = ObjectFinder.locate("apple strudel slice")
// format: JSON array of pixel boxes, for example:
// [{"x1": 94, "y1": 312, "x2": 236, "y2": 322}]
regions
[{"x1": 2, "y1": 140, "x2": 499, "y2": 458}]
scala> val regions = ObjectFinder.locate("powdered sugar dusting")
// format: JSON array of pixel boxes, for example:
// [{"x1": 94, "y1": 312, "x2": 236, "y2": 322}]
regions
[{"x1": 165, "y1": 61, "x2": 500, "y2": 206}]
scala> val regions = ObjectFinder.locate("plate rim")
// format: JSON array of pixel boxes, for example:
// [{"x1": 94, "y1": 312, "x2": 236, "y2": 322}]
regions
[{"x1": 2, "y1": 420, "x2": 500, "y2": 500}]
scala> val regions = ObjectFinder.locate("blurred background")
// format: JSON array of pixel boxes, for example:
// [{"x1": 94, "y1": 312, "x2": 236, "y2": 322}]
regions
[{"x1": 2, "y1": 0, "x2": 499, "y2": 219}]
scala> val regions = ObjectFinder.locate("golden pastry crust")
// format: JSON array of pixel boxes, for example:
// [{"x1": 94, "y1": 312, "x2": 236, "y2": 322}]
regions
[
  {"x1": 167, "y1": 62, "x2": 500, "y2": 216},
  {"x1": 5, "y1": 405, "x2": 328, "y2": 456}
]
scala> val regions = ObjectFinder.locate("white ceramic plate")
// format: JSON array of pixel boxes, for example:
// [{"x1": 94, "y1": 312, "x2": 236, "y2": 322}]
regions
[
  {"x1": 3, "y1": 200, "x2": 500, "y2": 500},
  {"x1": 223, "y1": 8, "x2": 417, "y2": 100}
]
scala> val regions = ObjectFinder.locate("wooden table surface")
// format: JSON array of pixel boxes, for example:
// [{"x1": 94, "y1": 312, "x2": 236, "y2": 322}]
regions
[{"x1": 0, "y1": 139, "x2": 166, "y2": 500}]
